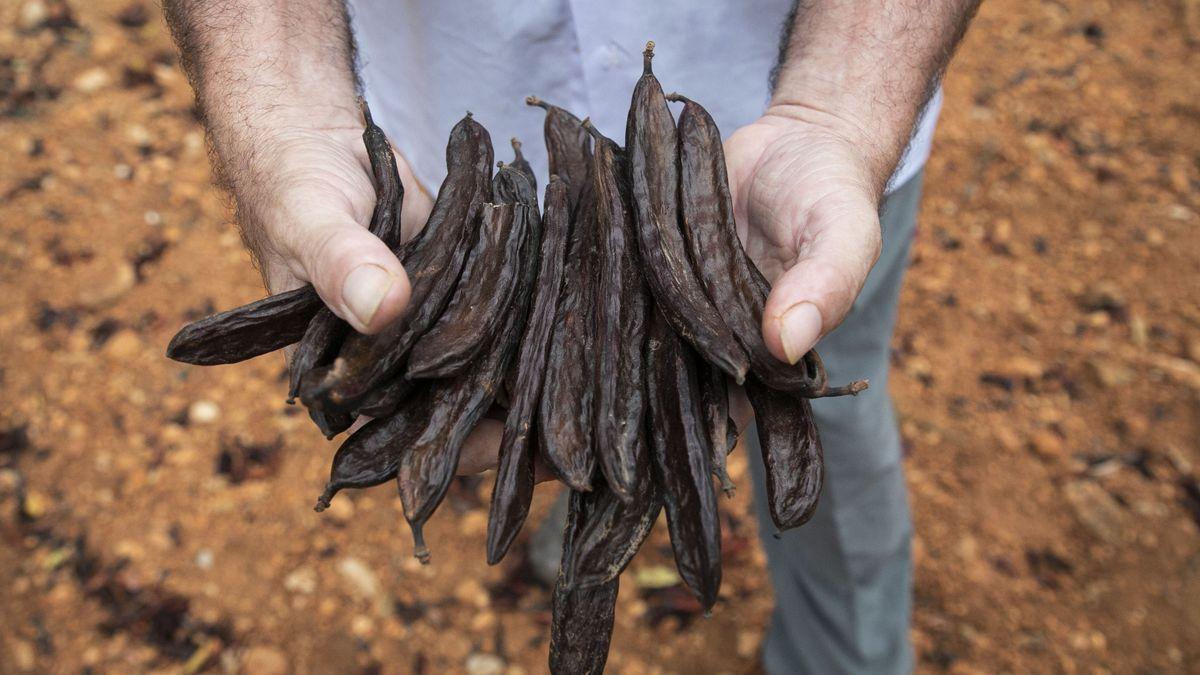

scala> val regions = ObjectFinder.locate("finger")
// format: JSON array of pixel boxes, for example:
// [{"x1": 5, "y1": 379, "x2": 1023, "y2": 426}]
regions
[
  {"x1": 762, "y1": 194, "x2": 881, "y2": 364},
  {"x1": 282, "y1": 215, "x2": 412, "y2": 334}
]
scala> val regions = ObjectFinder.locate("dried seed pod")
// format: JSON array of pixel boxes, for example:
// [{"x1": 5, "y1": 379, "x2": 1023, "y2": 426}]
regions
[
  {"x1": 406, "y1": 202, "x2": 522, "y2": 379},
  {"x1": 301, "y1": 113, "x2": 494, "y2": 410},
  {"x1": 562, "y1": 433, "x2": 662, "y2": 589},
  {"x1": 166, "y1": 286, "x2": 322, "y2": 365},
  {"x1": 487, "y1": 177, "x2": 571, "y2": 565},
  {"x1": 698, "y1": 362, "x2": 734, "y2": 496},
  {"x1": 549, "y1": 490, "x2": 619, "y2": 675},
  {"x1": 645, "y1": 307, "x2": 722, "y2": 610},
  {"x1": 314, "y1": 387, "x2": 431, "y2": 511},
  {"x1": 508, "y1": 137, "x2": 537, "y2": 194},
  {"x1": 744, "y1": 376, "x2": 824, "y2": 531},
  {"x1": 538, "y1": 184, "x2": 598, "y2": 491},
  {"x1": 289, "y1": 99, "x2": 405, "y2": 402},
  {"x1": 625, "y1": 42, "x2": 749, "y2": 384},
  {"x1": 352, "y1": 374, "x2": 414, "y2": 419},
  {"x1": 397, "y1": 202, "x2": 539, "y2": 563},
  {"x1": 308, "y1": 406, "x2": 355, "y2": 440},
  {"x1": 582, "y1": 119, "x2": 647, "y2": 502},
  {"x1": 526, "y1": 96, "x2": 591, "y2": 213},
  {"x1": 670, "y1": 93, "x2": 867, "y2": 398}
]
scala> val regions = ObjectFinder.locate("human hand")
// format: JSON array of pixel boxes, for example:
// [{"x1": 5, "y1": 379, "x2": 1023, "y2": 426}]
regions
[
  {"x1": 238, "y1": 117, "x2": 434, "y2": 334},
  {"x1": 723, "y1": 106, "x2": 885, "y2": 367}
]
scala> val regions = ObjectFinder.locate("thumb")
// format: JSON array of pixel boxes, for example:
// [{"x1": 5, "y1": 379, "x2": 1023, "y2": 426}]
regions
[
  {"x1": 286, "y1": 216, "x2": 412, "y2": 334},
  {"x1": 761, "y1": 194, "x2": 881, "y2": 364}
]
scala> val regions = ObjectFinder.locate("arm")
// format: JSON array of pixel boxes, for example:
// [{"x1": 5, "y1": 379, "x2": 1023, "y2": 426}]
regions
[
  {"x1": 163, "y1": 0, "x2": 432, "y2": 333},
  {"x1": 726, "y1": 0, "x2": 980, "y2": 363}
]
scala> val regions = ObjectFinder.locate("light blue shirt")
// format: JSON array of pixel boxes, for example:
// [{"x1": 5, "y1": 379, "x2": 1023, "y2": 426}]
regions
[{"x1": 350, "y1": 0, "x2": 939, "y2": 195}]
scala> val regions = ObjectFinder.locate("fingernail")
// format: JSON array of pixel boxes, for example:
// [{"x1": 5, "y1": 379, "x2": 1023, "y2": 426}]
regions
[
  {"x1": 342, "y1": 264, "x2": 394, "y2": 329},
  {"x1": 779, "y1": 302, "x2": 822, "y2": 364}
]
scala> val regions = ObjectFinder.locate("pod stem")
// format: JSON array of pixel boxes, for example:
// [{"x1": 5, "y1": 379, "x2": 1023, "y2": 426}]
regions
[
  {"x1": 643, "y1": 40, "x2": 655, "y2": 75},
  {"x1": 580, "y1": 117, "x2": 603, "y2": 142},
  {"x1": 358, "y1": 96, "x2": 373, "y2": 126},
  {"x1": 411, "y1": 522, "x2": 431, "y2": 564},
  {"x1": 716, "y1": 468, "x2": 736, "y2": 498},
  {"x1": 810, "y1": 379, "x2": 870, "y2": 398},
  {"x1": 511, "y1": 137, "x2": 524, "y2": 158},
  {"x1": 664, "y1": 92, "x2": 691, "y2": 104},
  {"x1": 525, "y1": 95, "x2": 551, "y2": 111},
  {"x1": 314, "y1": 484, "x2": 337, "y2": 512}
]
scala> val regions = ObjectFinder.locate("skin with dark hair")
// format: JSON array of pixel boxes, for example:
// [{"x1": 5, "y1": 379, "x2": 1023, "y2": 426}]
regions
[{"x1": 162, "y1": 0, "x2": 980, "y2": 474}]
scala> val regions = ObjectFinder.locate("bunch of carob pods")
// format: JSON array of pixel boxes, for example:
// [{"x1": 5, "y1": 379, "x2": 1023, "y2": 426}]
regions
[{"x1": 167, "y1": 42, "x2": 866, "y2": 672}]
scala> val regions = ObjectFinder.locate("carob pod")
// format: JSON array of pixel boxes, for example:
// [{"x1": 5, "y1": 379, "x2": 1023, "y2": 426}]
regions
[
  {"x1": 314, "y1": 385, "x2": 432, "y2": 511},
  {"x1": 308, "y1": 407, "x2": 355, "y2": 440},
  {"x1": 166, "y1": 286, "x2": 322, "y2": 365},
  {"x1": 397, "y1": 201, "x2": 538, "y2": 563},
  {"x1": 698, "y1": 362, "x2": 735, "y2": 496},
  {"x1": 645, "y1": 307, "x2": 722, "y2": 611},
  {"x1": 288, "y1": 99, "x2": 405, "y2": 403},
  {"x1": 562, "y1": 432, "x2": 662, "y2": 589},
  {"x1": 406, "y1": 202, "x2": 522, "y2": 379},
  {"x1": 549, "y1": 489, "x2": 619, "y2": 675},
  {"x1": 352, "y1": 374, "x2": 414, "y2": 419},
  {"x1": 301, "y1": 113, "x2": 494, "y2": 411},
  {"x1": 526, "y1": 96, "x2": 591, "y2": 213},
  {"x1": 538, "y1": 183, "x2": 598, "y2": 491},
  {"x1": 669, "y1": 92, "x2": 867, "y2": 398},
  {"x1": 508, "y1": 137, "x2": 537, "y2": 194},
  {"x1": 582, "y1": 119, "x2": 647, "y2": 502},
  {"x1": 625, "y1": 42, "x2": 750, "y2": 384},
  {"x1": 487, "y1": 177, "x2": 571, "y2": 565},
  {"x1": 744, "y1": 376, "x2": 824, "y2": 531}
]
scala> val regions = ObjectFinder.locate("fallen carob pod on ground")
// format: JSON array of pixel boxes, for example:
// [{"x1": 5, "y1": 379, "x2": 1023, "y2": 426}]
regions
[
  {"x1": 398, "y1": 200, "x2": 539, "y2": 563},
  {"x1": 645, "y1": 308, "x2": 722, "y2": 611},
  {"x1": 288, "y1": 99, "x2": 405, "y2": 404},
  {"x1": 487, "y1": 177, "x2": 571, "y2": 565},
  {"x1": 549, "y1": 489, "x2": 620, "y2": 675},
  {"x1": 744, "y1": 375, "x2": 824, "y2": 531},
  {"x1": 582, "y1": 119, "x2": 648, "y2": 503},
  {"x1": 166, "y1": 287, "x2": 322, "y2": 365},
  {"x1": 625, "y1": 42, "x2": 750, "y2": 385},
  {"x1": 300, "y1": 112, "x2": 494, "y2": 411},
  {"x1": 527, "y1": 96, "x2": 592, "y2": 213}
]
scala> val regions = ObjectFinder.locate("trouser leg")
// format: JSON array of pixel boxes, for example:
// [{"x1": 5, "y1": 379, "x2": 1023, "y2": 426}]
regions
[{"x1": 749, "y1": 171, "x2": 925, "y2": 675}]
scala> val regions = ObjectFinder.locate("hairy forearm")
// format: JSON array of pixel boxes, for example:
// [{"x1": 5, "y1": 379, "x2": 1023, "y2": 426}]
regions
[
  {"x1": 770, "y1": 0, "x2": 980, "y2": 192},
  {"x1": 162, "y1": 0, "x2": 361, "y2": 191}
]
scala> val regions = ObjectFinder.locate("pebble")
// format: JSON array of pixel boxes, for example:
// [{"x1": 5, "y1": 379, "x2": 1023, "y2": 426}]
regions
[
  {"x1": 1085, "y1": 357, "x2": 1133, "y2": 389},
  {"x1": 283, "y1": 566, "x2": 317, "y2": 594},
  {"x1": 465, "y1": 653, "x2": 506, "y2": 675},
  {"x1": 73, "y1": 67, "x2": 111, "y2": 94},
  {"x1": 77, "y1": 262, "x2": 135, "y2": 308},
  {"x1": 103, "y1": 330, "x2": 142, "y2": 359},
  {"x1": 1030, "y1": 430, "x2": 1064, "y2": 458},
  {"x1": 350, "y1": 614, "x2": 376, "y2": 640},
  {"x1": 1078, "y1": 280, "x2": 1126, "y2": 314},
  {"x1": 18, "y1": 1, "x2": 48, "y2": 31},
  {"x1": 1002, "y1": 355, "x2": 1044, "y2": 380},
  {"x1": 337, "y1": 557, "x2": 392, "y2": 617},
  {"x1": 10, "y1": 638, "x2": 36, "y2": 671},
  {"x1": 1063, "y1": 480, "x2": 1126, "y2": 543},
  {"x1": 195, "y1": 548, "x2": 214, "y2": 570},
  {"x1": 188, "y1": 400, "x2": 220, "y2": 424},
  {"x1": 239, "y1": 646, "x2": 288, "y2": 675}
]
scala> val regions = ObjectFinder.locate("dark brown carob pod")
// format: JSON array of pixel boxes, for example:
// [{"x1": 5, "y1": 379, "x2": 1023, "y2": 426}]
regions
[
  {"x1": 538, "y1": 184, "x2": 598, "y2": 491},
  {"x1": 307, "y1": 407, "x2": 355, "y2": 440},
  {"x1": 406, "y1": 202, "x2": 522, "y2": 379},
  {"x1": 562, "y1": 433, "x2": 662, "y2": 589},
  {"x1": 487, "y1": 177, "x2": 571, "y2": 565},
  {"x1": 744, "y1": 376, "x2": 824, "y2": 531},
  {"x1": 625, "y1": 42, "x2": 750, "y2": 384},
  {"x1": 645, "y1": 308, "x2": 722, "y2": 610},
  {"x1": 508, "y1": 137, "x2": 537, "y2": 194},
  {"x1": 698, "y1": 362, "x2": 735, "y2": 496},
  {"x1": 397, "y1": 201, "x2": 539, "y2": 563},
  {"x1": 526, "y1": 95, "x2": 592, "y2": 213},
  {"x1": 549, "y1": 490, "x2": 619, "y2": 675},
  {"x1": 314, "y1": 386, "x2": 431, "y2": 511},
  {"x1": 301, "y1": 113, "x2": 494, "y2": 410},
  {"x1": 670, "y1": 92, "x2": 867, "y2": 398},
  {"x1": 582, "y1": 119, "x2": 647, "y2": 502},
  {"x1": 288, "y1": 99, "x2": 405, "y2": 402},
  {"x1": 352, "y1": 374, "x2": 414, "y2": 419},
  {"x1": 166, "y1": 286, "x2": 322, "y2": 365}
]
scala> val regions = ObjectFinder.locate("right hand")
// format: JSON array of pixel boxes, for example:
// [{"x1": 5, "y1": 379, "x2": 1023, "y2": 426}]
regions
[{"x1": 237, "y1": 122, "x2": 434, "y2": 334}]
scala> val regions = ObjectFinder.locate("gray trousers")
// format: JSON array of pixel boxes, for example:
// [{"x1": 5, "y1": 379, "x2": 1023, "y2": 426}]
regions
[{"x1": 749, "y1": 171, "x2": 923, "y2": 674}]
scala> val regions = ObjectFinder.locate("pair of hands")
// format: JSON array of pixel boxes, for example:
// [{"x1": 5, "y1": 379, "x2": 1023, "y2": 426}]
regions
[{"x1": 256, "y1": 108, "x2": 883, "y2": 474}]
